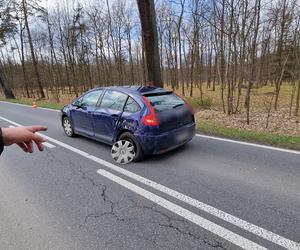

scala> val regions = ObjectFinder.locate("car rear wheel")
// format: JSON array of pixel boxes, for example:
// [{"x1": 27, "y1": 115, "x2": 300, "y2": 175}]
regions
[
  {"x1": 111, "y1": 132, "x2": 144, "y2": 164},
  {"x1": 63, "y1": 117, "x2": 75, "y2": 137}
]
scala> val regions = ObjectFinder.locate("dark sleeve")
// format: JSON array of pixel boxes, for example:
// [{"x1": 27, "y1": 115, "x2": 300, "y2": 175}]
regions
[{"x1": 0, "y1": 128, "x2": 4, "y2": 155}]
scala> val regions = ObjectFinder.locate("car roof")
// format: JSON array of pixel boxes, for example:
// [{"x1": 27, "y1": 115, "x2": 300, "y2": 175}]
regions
[{"x1": 91, "y1": 85, "x2": 170, "y2": 96}]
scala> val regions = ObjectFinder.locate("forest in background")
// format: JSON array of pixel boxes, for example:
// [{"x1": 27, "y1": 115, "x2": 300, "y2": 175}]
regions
[{"x1": 0, "y1": 0, "x2": 300, "y2": 128}]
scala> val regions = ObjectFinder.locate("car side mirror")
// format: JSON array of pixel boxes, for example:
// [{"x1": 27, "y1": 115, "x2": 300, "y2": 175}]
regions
[
  {"x1": 78, "y1": 103, "x2": 88, "y2": 110},
  {"x1": 73, "y1": 102, "x2": 82, "y2": 109}
]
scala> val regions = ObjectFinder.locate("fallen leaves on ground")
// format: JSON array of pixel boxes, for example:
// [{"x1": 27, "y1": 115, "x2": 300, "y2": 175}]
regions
[{"x1": 196, "y1": 108, "x2": 300, "y2": 136}]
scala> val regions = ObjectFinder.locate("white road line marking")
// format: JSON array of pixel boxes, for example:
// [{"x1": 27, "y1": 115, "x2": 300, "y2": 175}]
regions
[
  {"x1": 7, "y1": 125, "x2": 55, "y2": 149},
  {"x1": 0, "y1": 101, "x2": 60, "y2": 112},
  {"x1": 0, "y1": 115, "x2": 299, "y2": 250},
  {"x1": 97, "y1": 169, "x2": 266, "y2": 250},
  {"x1": 1, "y1": 100, "x2": 299, "y2": 155},
  {"x1": 43, "y1": 142, "x2": 56, "y2": 148},
  {"x1": 196, "y1": 134, "x2": 300, "y2": 155}
]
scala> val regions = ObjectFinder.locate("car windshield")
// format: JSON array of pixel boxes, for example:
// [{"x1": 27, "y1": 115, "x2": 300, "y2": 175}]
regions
[{"x1": 147, "y1": 93, "x2": 185, "y2": 112}]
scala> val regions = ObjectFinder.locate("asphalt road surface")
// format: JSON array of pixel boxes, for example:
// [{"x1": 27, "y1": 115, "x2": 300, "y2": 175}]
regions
[{"x1": 0, "y1": 101, "x2": 299, "y2": 250}]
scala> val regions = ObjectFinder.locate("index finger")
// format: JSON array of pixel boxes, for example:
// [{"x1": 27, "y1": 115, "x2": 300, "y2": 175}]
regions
[
  {"x1": 26, "y1": 125, "x2": 48, "y2": 133},
  {"x1": 32, "y1": 133, "x2": 46, "y2": 151}
]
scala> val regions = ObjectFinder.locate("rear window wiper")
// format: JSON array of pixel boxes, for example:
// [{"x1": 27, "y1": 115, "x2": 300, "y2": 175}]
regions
[
  {"x1": 172, "y1": 103, "x2": 184, "y2": 109},
  {"x1": 142, "y1": 91, "x2": 173, "y2": 97}
]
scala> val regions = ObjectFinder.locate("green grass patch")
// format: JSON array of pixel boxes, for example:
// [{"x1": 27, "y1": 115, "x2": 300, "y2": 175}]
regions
[
  {"x1": 187, "y1": 96, "x2": 213, "y2": 110},
  {"x1": 0, "y1": 98, "x2": 63, "y2": 110},
  {"x1": 197, "y1": 120, "x2": 300, "y2": 151}
]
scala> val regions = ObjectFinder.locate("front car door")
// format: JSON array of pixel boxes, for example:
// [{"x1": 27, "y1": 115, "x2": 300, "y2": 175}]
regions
[
  {"x1": 93, "y1": 90, "x2": 128, "y2": 142},
  {"x1": 71, "y1": 89, "x2": 103, "y2": 136}
]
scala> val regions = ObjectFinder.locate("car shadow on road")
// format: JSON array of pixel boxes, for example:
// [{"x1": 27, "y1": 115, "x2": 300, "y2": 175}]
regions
[{"x1": 142, "y1": 143, "x2": 193, "y2": 163}]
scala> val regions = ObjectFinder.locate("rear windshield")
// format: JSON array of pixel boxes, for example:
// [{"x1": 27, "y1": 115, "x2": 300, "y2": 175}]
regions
[{"x1": 147, "y1": 93, "x2": 185, "y2": 112}]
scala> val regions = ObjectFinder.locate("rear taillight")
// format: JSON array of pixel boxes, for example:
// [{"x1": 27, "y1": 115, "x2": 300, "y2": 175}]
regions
[
  {"x1": 174, "y1": 93, "x2": 194, "y2": 114},
  {"x1": 142, "y1": 96, "x2": 159, "y2": 126},
  {"x1": 142, "y1": 113, "x2": 159, "y2": 126}
]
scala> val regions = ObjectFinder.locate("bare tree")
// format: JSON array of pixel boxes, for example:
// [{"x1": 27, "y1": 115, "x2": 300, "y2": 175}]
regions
[
  {"x1": 0, "y1": 0, "x2": 15, "y2": 98},
  {"x1": 137, "y1": 0, "x2": 162, "y2": 87},
  {"x1": 245, "y1": 0, "x2": 261, "y2": 124},
  {"x1": 22, "y1": 0, "x2": 45, "y2": 98}
]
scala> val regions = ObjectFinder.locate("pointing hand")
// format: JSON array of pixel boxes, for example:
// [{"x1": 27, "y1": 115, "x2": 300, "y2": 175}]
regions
[{"x1": 2, "y1": 125, "x2": 48, "y2": 153}]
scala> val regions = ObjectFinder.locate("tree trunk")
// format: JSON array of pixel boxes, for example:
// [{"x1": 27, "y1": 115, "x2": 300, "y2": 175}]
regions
[
  {"x1": 0, "y1": 67, "x2": 15, "y2": 99},
  {"x1": 13, "y1": 24, "x2": 30, "y2": 98},
  {"x1": 246, "y1": 0, "x2": 260, "y2": 125},
  {"x1": 137, "y1": 0, "x2": 162, "y2": 87},
  {"x1": 274, "y1": 0, "x2": 287, "y2": 110},
  {"x1": 294, "y1": 80, "x2": 300, "y2": 116},
  {"x1": 22, "y1": 0, "x2": 45, "y2": 99}
]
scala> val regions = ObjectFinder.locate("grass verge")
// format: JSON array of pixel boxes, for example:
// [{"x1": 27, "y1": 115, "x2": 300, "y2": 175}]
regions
[
  {"x1": 0, "y1": 98, "x2": 64, "y2": 110},
  {"x1": 1, "y1": 98, "x2": 299, "y2": 151},
  {"x1": 198, "y1": 121, "x2": 300, "y2": 151}
]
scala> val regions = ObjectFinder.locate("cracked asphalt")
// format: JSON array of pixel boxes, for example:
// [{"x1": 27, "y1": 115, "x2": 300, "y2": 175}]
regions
[{"x1": 0, "y1": 102, "x2": 299, "y2": 250}]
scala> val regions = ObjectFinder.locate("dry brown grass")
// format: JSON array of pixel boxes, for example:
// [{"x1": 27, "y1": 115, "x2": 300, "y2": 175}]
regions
[{"x1": 169, "y1": 83, "x2": 299, "y2": 137}]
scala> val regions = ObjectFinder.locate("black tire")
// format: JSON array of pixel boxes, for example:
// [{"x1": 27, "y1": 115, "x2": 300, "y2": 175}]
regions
[
  {"x1": 63, "y1": 116, "x2": 75, "y2": 137},
  {"x1": 118, "y1": 132, "x2": 144, "y2": 162}
]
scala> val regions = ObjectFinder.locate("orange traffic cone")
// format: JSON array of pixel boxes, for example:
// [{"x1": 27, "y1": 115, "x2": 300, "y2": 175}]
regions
[{"x1": 32, "y1": 101, "x2": 38, "y2": 108}]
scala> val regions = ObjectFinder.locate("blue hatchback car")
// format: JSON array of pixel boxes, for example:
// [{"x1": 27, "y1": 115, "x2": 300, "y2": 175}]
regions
[{"x1": 61, "y1": 86, "x2": 195, "y2": 163}]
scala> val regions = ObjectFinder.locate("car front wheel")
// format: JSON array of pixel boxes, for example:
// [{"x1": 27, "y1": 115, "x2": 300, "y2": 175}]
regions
[{"x1": 63, "y1": 116, "x2": 75, "y2": 137}]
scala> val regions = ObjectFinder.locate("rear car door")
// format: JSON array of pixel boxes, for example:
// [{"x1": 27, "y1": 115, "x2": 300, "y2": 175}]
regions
[
  {"x1": 118, "y1": 96, "x2": 141, "y2": 132},
  {"x1": 93, "y1": 90, "x2": 128, "y2": 142},
  {"x1": 71, "y1": 89, "x2": 103, "y2": 136}
]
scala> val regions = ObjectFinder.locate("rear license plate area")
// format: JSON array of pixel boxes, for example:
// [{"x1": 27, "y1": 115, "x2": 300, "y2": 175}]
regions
[{"x1": 175, "y1": 130, "x2": 190, "y2": 143}]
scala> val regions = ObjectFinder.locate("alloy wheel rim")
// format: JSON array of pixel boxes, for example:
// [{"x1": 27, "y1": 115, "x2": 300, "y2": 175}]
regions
[
  {"x1": 63, "y1": 119, "x2": 72, "y2": 136},
  {"x1": 111, "y1": 140, "x2": 135, "y2": 164}
]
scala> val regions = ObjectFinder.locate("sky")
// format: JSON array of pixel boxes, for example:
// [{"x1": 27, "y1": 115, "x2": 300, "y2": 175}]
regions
[{"x1": 40, "y1": 0, "x2": 137, "y2": 10}]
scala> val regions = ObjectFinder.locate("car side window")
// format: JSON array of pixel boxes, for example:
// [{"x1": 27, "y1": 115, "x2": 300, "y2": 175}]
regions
[
  {"x1": 73, "y1": 96, "x2": 83, "y2": 106},
  {"x1": 124, "y1": 97, "x2": 140, "y2": 113},
  {"x1": 81, "y1": 90, "x2": 103, "y2": 107},
  {"x1": 100, "y1": 90, "x2": 128, "y2": 111}
]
